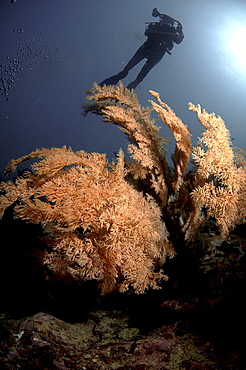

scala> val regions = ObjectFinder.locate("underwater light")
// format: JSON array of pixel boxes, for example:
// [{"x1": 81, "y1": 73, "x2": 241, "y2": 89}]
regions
[{"x1": 226, "y1": 24, "x2": 246, "y2": 72}]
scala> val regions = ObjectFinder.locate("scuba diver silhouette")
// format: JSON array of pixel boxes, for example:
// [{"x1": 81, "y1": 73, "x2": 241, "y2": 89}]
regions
[{"x1": 100, "y1": 8, "x2": 184, "y2": 90}]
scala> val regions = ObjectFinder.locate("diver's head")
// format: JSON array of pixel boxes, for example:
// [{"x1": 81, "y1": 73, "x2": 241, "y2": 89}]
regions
[{"x1": 152, "y1": 8, "x2": 160, "y2": 17}]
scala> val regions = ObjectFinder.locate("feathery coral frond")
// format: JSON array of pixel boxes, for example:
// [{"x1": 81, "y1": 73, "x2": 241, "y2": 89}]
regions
[
  {"x1": 184, "y1": 103, "x2": 246, "y2": 238},
  {"x1": 84, "y1": 82, "x2": 171, "y2": 206},
  {"x1": 0, "y1": 146, "x2": 173, "y2": 294},
  {"x1": 1, "y1": 83, "x2": 246, "y2": 294},
  {"x1": 149, "y1": 90, "x2": 192, "y2": 193}
]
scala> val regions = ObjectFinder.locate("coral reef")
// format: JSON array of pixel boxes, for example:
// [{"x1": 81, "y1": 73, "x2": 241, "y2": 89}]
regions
[
  {"x1": 0, "y1": 311, "x2": 225, "y2": 369},
  {"x1": 1, "y1": 83, "x2": 246, "y2": 294},
  {"x1": 84, "y1": 83, "x2": 246, "y2": 241},
  {"x1": 0, "y1": 147, "x2": 173, "y2": 294}
]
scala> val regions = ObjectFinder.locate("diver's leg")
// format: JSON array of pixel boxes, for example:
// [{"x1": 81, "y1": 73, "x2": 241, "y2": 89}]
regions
[
  {"x1": 99, "y1": 45, "x2": 146, "y2": 86},
  {"x1": 122, "y1": 44, "x2": 146, "y2": 73},
  {"x1": 127, "y1": 49, "x2": 165, "y2": 89},
  {"x1": 127, "y1": 62, "x2": 153, "y2": 90}
]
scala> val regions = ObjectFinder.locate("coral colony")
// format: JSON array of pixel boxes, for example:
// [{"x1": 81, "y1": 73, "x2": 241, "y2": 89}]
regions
[{"x1": 1, "y1": 83, "x2": 246, "y2": 293}]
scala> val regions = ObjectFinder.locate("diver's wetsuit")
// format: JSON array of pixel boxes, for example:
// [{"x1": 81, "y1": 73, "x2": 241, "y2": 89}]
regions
[{"x1": 100, "y1": 12, "x2": 184, "y2": 90}]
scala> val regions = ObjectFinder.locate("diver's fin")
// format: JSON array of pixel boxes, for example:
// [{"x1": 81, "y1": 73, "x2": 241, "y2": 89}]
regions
[{"x1": 99, "y1": 71, "x2": 128, "y2": 86}]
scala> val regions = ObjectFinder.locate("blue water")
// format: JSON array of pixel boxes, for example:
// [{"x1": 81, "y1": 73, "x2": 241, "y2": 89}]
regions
[{"x1": 1, "y1": 0, "x2": 246, "y2": 178}]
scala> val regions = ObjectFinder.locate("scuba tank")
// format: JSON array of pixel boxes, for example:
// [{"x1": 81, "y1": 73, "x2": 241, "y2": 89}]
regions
[{"x1": 145, "y1": 22, "x2": 178, "y2": 37}]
